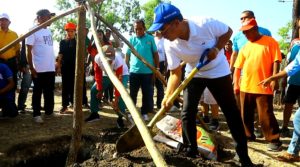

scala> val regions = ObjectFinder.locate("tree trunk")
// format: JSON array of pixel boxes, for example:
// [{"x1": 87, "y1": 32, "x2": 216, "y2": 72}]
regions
[
  {"x1": 65, "y1": 5, "x2": 86, "y2": 167},
  {"x1": 292, "y1": 0, "x2": 300, "y2": 39}
]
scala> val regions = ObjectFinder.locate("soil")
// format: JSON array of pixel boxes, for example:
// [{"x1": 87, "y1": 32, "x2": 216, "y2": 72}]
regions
[{"x1": 0, "y1": 88, "x2": 299, "y2": 167}]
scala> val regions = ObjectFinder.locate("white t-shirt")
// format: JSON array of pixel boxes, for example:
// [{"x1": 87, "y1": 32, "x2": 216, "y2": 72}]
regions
[
  {"x1": 165, "y1": 17, "x2": 231, "y2": 78},
  {"x1": 26, "y1": 27, "x2": 55, "y2": 72},
  {"x1": 94, "y1": 52, "x2": 129, "y2": 76},
  {"x1": 155, "y1": 37, "x2": 166, "y2": 62}
]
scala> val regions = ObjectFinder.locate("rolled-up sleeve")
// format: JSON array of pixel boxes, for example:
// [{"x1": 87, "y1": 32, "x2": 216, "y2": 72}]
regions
[{"x1": 285, "y1": 51, "x2": 300, "y2": 76}]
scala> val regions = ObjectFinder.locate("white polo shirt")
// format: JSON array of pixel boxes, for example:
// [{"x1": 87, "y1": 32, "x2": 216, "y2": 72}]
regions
[
  {"x1": 165, "y1": 17, "x2": 231, "y2": 78},
  {"x1": 26, "y1": 27, "x2": 55, "y2": 73}
]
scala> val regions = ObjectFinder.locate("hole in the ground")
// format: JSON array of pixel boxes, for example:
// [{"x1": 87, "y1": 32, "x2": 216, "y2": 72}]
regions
[{"x1": 2, "y1": 128, "x2": 126, "y2": 167}]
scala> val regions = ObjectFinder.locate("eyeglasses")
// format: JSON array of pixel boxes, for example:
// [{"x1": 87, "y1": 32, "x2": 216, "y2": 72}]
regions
[{"x1": 157, "y1": 22, "x2": 173, "y2": 35}]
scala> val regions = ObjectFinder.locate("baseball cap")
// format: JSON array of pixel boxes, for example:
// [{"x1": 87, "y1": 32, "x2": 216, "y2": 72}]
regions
[
  {"x1": 36, "y1": 9, "x2": 55, "y2": 17},
  {"x1": 64, "y1": 22, "x2": 77, "y2": 30},
  {"x1": 0, "y1": 13, "x2": 10, "y2": 21},
  {"x1": 239, "y1": 18, "x2": 257, "y2": 31},
  {"x1": 148, "y1": 3, "x2": 182, "y2": 32},
  {"x1": 102, "y1": 45, "x2": 115, "y2": 61}
]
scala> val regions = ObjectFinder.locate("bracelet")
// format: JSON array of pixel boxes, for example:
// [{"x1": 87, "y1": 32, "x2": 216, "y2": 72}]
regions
[{"x1": 214, "y1": 47, "x2": 220, "y2": 53}]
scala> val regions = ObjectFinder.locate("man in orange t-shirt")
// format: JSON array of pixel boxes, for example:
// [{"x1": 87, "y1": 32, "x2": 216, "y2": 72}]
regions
[{"x1": 234, "y1": 19, "x2": 282, "y2": 151}]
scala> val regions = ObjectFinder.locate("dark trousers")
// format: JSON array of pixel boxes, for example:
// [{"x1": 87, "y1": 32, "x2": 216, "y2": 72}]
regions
[
  {"x1": 32, "y1": 72, "x2": 55, "y2": 117},
  {"x1": 129, "y1": 73, "x2": 154, "y2": 115},
  {"x1": 155, "y1": 61, "x2": 165, "y2": 108},
  {"x1": 181, "y1": 75, "x2": 250, "y2": 161},
  {"x1": 61, "y1": 69, "x2": 88, "y2": 107},
  {"x1": 240, "y1": 92, "x2": 280, "y2": 142},
  {"x1": 0, "y1": 96, "x2": 18, "y2": 117}
]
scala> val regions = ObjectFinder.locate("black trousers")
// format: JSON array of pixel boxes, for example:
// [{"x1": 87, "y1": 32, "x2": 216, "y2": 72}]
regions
[
  {"x1": 61, "y1": 68, "x2": 88, "y2": 107},
  {"x1": 181, "y1": 75, "x2": 250, "y2": 161},
  {"x1": 32, "y1": 72, "x2": 55, "y2": 117}
]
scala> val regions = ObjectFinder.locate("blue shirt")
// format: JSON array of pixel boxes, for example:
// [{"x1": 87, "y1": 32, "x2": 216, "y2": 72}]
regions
[
  {"x1": 285, "y1": 46, "x2": 300, "y2": 84},
  {"x1": 0, "y1": 63, "x2": 13, "y2": 99},
  {"x1": 126, "y1": 33, "x2": 157, "y2": 74},
  {"x1": 232, "y1": 26, "x2": 272, "y2": 52}
]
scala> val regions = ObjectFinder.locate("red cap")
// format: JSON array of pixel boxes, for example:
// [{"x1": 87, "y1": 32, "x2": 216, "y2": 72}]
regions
[
  {"x1": 239, "y1": 18, "x2": 257, "y2": 31},
  {"x1": 64, "y1": 22, "x2": 77, "y2": 30}
]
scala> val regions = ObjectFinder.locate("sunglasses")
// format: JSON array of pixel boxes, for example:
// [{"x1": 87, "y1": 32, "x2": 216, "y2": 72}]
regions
[{"x1": 240, "y1": 16, "x2": 251, "y2": 21}]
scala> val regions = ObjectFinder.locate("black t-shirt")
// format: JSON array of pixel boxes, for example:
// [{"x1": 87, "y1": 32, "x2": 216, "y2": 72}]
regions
[{"x1": 59, "y1": 38, "x2": 76, "y2": 69}]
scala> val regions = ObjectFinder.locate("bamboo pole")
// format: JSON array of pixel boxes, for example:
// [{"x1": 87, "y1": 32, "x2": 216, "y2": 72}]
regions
[
  {"x1": 65, "y1": 5, "x2": 86, "y2": 166},
  {"x1": 85, "y1": 1, "x2": 167, "y2": 167},
  {"x1": 0, "y1": 7, "x2": 80, "y2": 55}
]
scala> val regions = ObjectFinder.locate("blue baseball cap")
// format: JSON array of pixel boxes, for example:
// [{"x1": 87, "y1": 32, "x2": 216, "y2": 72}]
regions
[{"x1": 148, "y1": 3, "x2": 182, "y2": 32}]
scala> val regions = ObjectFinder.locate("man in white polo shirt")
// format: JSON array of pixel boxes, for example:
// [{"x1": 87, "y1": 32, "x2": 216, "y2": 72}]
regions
[
  {"x1": 148, "y1": 3, "x2": 253, "y2": 166},
  {"x1": 26, "y1": 9, "x2": 56, "y2": 123}
]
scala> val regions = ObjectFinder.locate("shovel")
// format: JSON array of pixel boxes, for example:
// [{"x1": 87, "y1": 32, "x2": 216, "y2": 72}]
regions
[{"x1": 116, "y1": 49, "x2": 211, "y2": 153}]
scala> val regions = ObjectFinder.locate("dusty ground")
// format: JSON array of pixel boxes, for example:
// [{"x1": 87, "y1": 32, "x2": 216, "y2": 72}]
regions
[{"x1": 0, "y1": 88, "x2": 300, "y2": 167}]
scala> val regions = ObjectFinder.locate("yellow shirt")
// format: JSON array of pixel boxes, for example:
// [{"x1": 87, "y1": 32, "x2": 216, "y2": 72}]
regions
[
  {"x1": 234, "y1": 36, "x2": 282, "y2": 95},
  {"x1": 0, "y1": 29, "x2": 20, "y2": 60}
]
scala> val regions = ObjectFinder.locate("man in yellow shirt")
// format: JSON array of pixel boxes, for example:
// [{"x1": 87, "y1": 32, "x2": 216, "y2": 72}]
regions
[{"x1": 0, "y1": 13, "x2": 20, "y2": 100}]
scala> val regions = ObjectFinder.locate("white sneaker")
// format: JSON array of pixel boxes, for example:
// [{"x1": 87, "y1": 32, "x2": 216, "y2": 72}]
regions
[
  {"x1": 34, "y1": 116, "x2": 44, "y2": 123},
  {"x1": 127, "y1": 114, "x2": 135, "y2": 124},
  {"x1": 142, "y1": 114, "x2": 149, "y2": 121}
]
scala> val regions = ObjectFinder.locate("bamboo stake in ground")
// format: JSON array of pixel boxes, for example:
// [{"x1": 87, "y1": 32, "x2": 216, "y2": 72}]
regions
[
  {"x1": 85, "y1": 1, "x2": 167, "y2": 167},
  {"x1": 65, "y1": 5, "x2": 86, "y2": 167},
  {"x1": 0, "y1": 7, "x2": 80, "y2": 55}
]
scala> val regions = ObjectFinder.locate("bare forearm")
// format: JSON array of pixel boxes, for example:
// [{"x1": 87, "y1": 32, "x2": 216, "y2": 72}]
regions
[{"x1": 215, "y1": 27, "x2": 233, "y2": 51}]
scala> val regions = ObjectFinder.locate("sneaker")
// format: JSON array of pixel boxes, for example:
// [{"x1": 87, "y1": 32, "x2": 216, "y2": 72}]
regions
[
  {"x1": 169, "y1": 105, "x2": 180, "y2": 112},
  {"x1": 233, "y1": 153, "x2": 254, "y2": 167},
  {"x1": 203, "y1": 116, "x2": 210, "y2": 124},
  {"x1": 209, "y1": 119, "x2": 220, "y2": 131},
  {"x1": 44, "y1": 113, "x2": 55, "y2": 119},
  {"x1": 59, "y1": 106, "x2": 68, "y2": 114},
  {"x1": 127, "y1": 114, "x2": 135, "y2": 124},
  {"x1": 280, "y1": 127, "x2": 291, "y2": 138},
  {"x1": 19, "y1": 109, "x2": 26, "y2": 114},
  {"x1": 254, "y1": 128, "x2": 263, "y2": 138},
  {"x1": 116, "y1": 117, "x2": 125, "y2": 128},
  {"x1": 185, "y1": 147, "x2": 200, "y2": 158},
  {"x1": 267, "y1": 141, "x2": 282, "y2": 152},
  {"x1": 33, "y1": 116, "x2": 44, "y2": 123},
  {"x1": 142, "y1": 114, "x2": 149, "y2": 121},
  {"x1": 83, "y1": 104, "x2": 90, "y2": 109},
  {"x1": 276, "y1": 152, "x2": 300, "y2": 162},
  {"x1": 85, "y1": 113, "x2": 100, "y2": 123}
]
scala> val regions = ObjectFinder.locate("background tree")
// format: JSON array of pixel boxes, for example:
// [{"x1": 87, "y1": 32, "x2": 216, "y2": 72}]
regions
[
  {"x1": 278, "y1": 21, "x2": 292, "y2": 54},
  {"x1": 141, "y1": 0, "x2": 169, "y2": 29},
  {"x1": 52, "y1": 0, "x2": 141, "y2": 41},
  {"x1": 292, "y1": 0, "x2": 299, "y2": 39}
]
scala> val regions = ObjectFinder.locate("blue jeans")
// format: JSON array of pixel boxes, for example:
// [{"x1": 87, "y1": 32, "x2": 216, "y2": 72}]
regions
[
  {"x1": 287, "y1": 108, "x2": 300, "y2": 156},
  {"x1": 129, "y1": 73, "x2": 154, "y2": 115},
  {"x1": 17, "y1": 67, "x2": 32, "y2": 110}
]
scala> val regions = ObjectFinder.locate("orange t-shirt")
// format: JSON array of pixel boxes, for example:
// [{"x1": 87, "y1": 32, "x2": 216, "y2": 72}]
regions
[{"x1": 234, "y1": 36, "x2": 282, "y2": 95}]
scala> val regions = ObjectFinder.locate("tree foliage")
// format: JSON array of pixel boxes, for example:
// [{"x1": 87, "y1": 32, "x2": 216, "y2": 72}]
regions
[
  {"x1": 277, "y1": 21, "x2": 292, "y2": 54},
  {"x1": 52, "y1": 0, "x2": 142, "y2": 41},
  {"x1": 141, "y1": 0, "x2": 169, "y2": 29}
]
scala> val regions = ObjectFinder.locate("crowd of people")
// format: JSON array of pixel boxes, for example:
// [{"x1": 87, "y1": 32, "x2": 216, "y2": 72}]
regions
[{"x1": 1, "y1": 3, "x2": 300, "y2": 166}]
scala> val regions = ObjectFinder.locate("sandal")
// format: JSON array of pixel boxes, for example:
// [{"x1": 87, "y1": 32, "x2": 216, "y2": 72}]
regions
[{"x1": 276, "y1": 152, "x2": 300, "y2": 162}]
